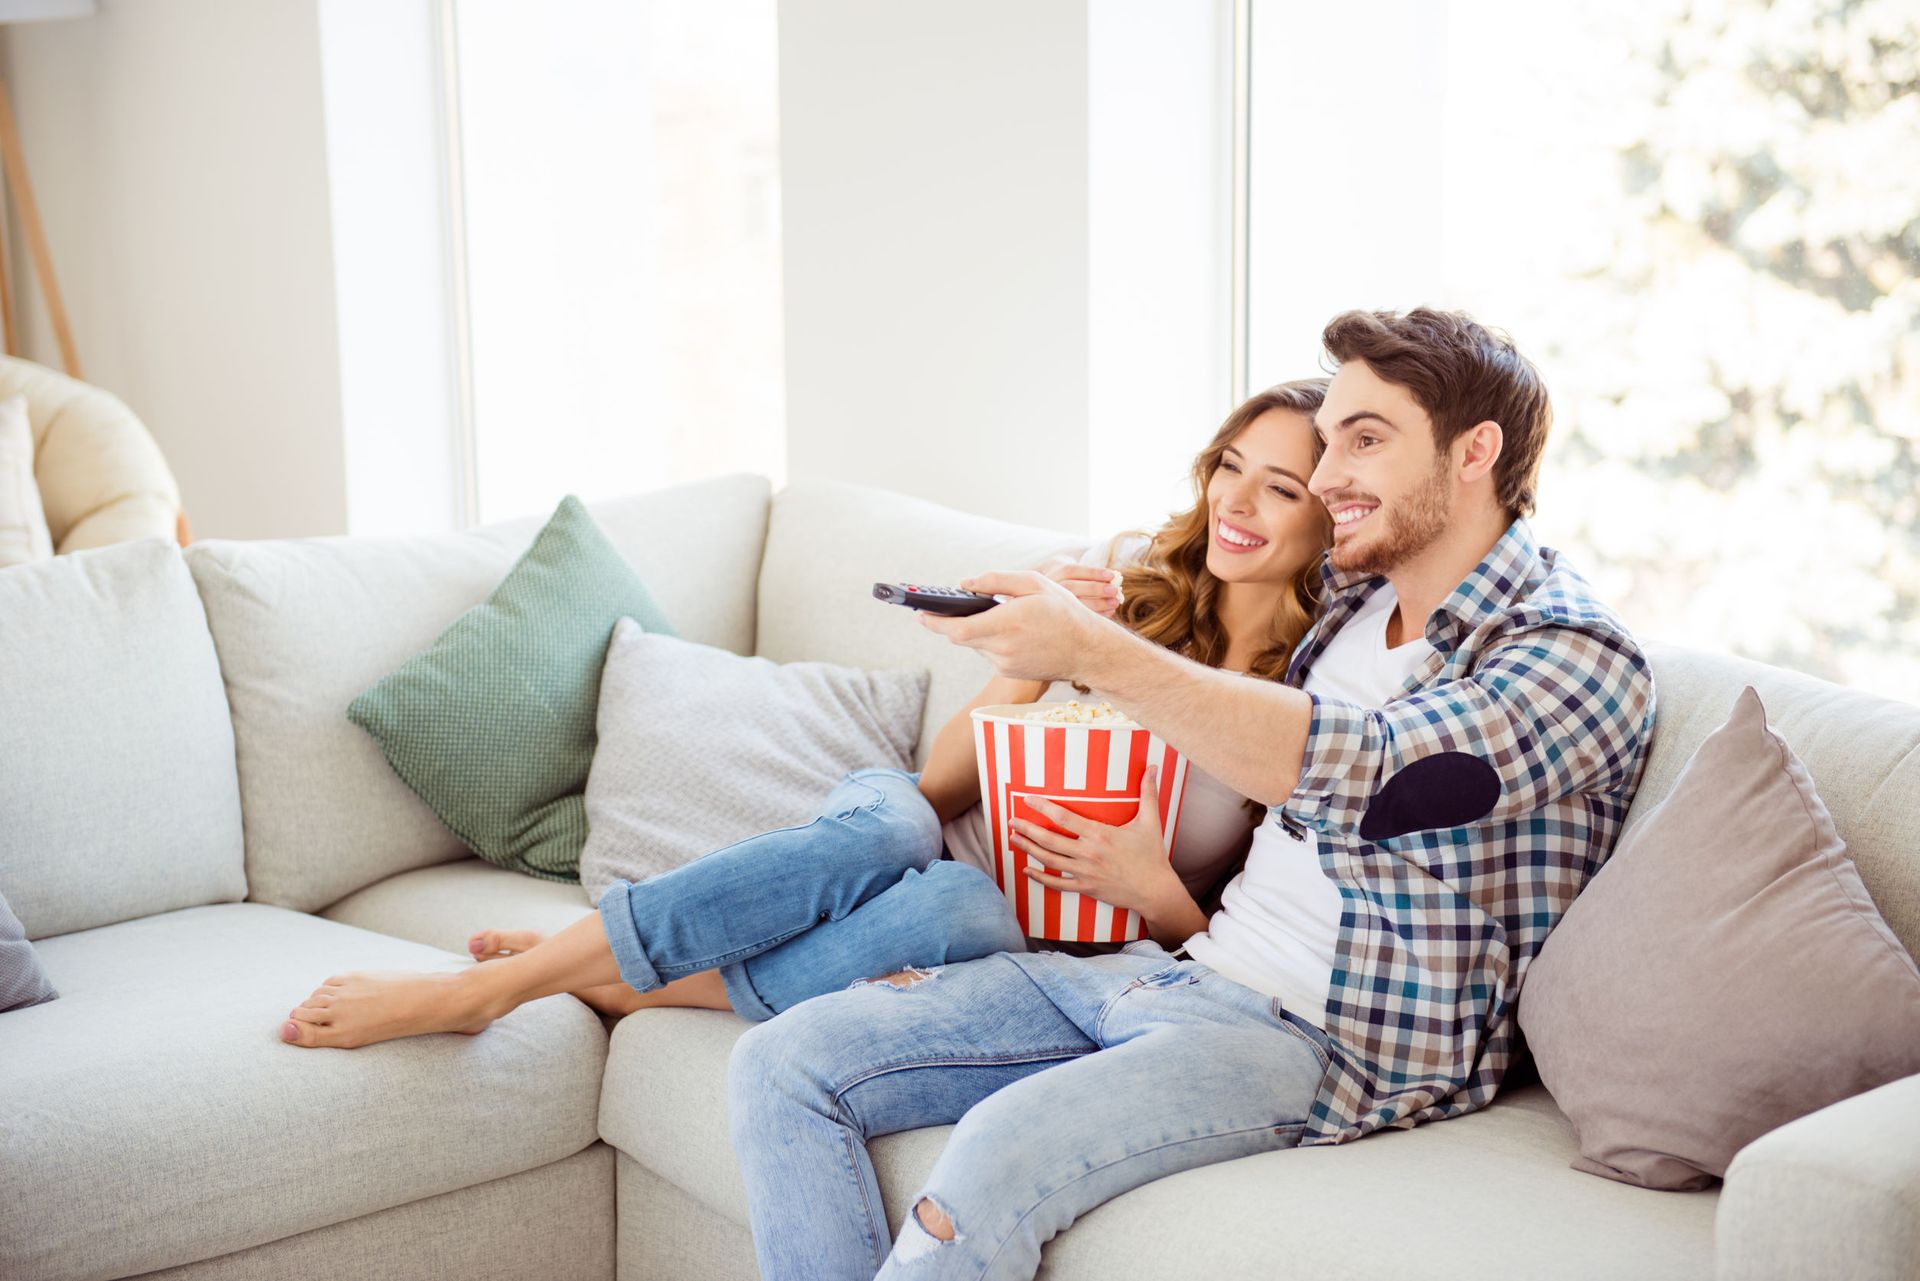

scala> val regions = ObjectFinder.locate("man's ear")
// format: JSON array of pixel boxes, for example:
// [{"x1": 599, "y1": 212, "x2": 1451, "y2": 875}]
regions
[{"x1": 1456, "y1": 420, "x2": 1503, "y2": 485}]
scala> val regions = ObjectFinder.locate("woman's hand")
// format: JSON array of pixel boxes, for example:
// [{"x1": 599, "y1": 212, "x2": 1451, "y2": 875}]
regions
[
  {"x1": 1038, "y1": 554, "x2": 1124, "y2": 618},
  {"x1": 1012, "y1": 768, "x2": 1186, "y2": 917}
]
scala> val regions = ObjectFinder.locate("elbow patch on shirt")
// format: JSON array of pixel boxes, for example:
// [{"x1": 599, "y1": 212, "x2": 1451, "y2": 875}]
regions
[{"x1": 1359, "y1": 752, "x2": 1501, "y2": 841}]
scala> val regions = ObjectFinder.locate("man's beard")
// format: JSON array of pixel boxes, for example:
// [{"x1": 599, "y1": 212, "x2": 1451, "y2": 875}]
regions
[{"x1": 1329, "y1": 456, "x2": 1453, "y2": 577}]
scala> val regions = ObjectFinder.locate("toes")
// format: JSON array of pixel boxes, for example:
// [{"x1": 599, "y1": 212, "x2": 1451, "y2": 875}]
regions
[
  {"x1": 283, "y1": 1015, "x2": 353, "y2": 1049},
  {"x1": 290, "y1": 1003, "x2": 332, "y2": 1024},
  {"x1": 468, "y1": 929, "x2": 541, "y2": 961}
]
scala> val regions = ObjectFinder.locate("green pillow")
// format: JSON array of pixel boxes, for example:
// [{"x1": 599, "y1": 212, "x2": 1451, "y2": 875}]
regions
[{"x1": 348, "y1": 495, "x2": 676, "y2": 882}]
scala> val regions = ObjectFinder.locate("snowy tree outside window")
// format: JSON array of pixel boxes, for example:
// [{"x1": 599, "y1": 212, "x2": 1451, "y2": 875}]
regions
[{"x1": 1249, "y1": 0, "x2": 1918, "y2": 702}]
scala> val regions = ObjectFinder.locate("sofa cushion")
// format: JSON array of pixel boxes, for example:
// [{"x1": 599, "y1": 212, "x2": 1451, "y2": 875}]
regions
[
  {"x1": 0, "y1": 902, "x2": 606, "y2": 1281},
  {"x1": 142, "y1": 1147, "x2": 616, "y2": 1281},
  {"x1": 599, "y1": 1008, "x2": 1718, "y2": 1279},
  {"x1": 0, "y1": 539, "x2": 246, "y2": 939},
  {"x1": 321, "y1": 857, "x2": 597, "y2": 957},
  {"x1": 1520, "y1": 686, "x2": 1920, "y2": 1189},
  {"x1": 186, "y1": 474, "x2": 770, "y2": 914},
  {"x1": 348, "y1": 496, "x2": 676, "y2": 884},
  {"x1": 579, "y1": 622, "x2": 929, "y2": 905},
  {"x1": 757, "y1": 480, "x2": 1087, "y2": 766}
]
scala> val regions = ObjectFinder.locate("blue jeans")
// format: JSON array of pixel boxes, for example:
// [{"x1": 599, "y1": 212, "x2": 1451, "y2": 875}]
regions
[
  {"x1": 595, "y1": 768, "x2": 1028, "y2": 1020},
  {"x1": 726, "y1": 943, "x2": 1334, "y2": 1281}
]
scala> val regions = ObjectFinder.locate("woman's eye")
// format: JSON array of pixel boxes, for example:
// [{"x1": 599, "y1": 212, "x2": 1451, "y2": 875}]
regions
[
  {"x1": 1270, "y1": 487, "x2": 1297, "y2": 501},
  {"x1": 1220, "y1": 462, "x2": 1240, "y2": 473},
  {"x1": 1357, "y1": 435, "x2": 1380, "y2": 449}
]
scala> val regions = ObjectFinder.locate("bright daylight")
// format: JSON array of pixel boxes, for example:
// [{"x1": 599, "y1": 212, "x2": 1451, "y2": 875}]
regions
[{"x1": 1, "y1": 3, "x2": 1915, "y2": 1281}]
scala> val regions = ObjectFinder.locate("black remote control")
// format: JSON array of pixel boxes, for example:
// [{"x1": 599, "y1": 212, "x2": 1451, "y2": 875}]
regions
[{"x1": 873, "y1": 582, "x2": 1003, "y2": 616}]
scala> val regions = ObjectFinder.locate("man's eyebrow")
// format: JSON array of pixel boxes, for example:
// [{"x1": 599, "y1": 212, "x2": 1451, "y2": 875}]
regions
[
  {"x1": 1221, "y1": 445, "x2": 1309, "y2": 488},
  {"x1": 1310, "y1": 410, "x2": 1400, "y2": 438}
]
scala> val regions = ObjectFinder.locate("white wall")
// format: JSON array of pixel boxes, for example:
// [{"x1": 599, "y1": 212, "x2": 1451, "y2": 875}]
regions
[
  {"x1": 778, "y1": 0, "x2": 1233, "y2": 540},
  {"x1": 777, "y1": 0, "x2": 1093, "y2": 534},
  {"x1": 2, "y1": 0, "x2": 351, "y2": 540}
]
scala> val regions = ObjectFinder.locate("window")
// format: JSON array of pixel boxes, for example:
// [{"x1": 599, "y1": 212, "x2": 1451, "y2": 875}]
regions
[
  {"x1": 1247, "y1": 0, "x2": 1919, "y2": 700},
  {"x1": 450, "y1": 0, "x2": 784, "y2": 525}
]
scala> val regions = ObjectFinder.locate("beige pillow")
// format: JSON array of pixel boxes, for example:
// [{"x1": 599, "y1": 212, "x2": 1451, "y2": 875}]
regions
[
  {"x1": 579, "y1": 620, "x2": 928, "y2": 907},
  {"x1": 0, "y1": 394, "x2": 53, "y2": 567},
  {"x1": 1518, "y1": 685, "x2": 1920, "y2": 1190}
]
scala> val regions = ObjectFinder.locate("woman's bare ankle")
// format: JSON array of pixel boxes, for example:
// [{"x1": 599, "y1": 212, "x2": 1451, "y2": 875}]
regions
[{"x1": 459, "y1": 958, "x2": 526, "y2": 1023}]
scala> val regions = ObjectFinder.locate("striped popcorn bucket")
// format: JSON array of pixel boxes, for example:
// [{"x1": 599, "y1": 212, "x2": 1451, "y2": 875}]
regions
[{"x1": 970, "y1": 704, "x2": 1190, "y2": 943}]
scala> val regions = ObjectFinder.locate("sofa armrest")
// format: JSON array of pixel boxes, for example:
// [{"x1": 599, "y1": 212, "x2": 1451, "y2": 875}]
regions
[{"x1": 1716, "y1": 1072, "x2": 1920, "y2": 1280}]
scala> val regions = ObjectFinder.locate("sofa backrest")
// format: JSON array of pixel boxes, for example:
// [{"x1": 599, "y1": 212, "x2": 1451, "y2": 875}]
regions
[
  {"x1": 0, "y1": 540, "x2": 246, "y2": 939},
  {"x1": 1631, "y1": 642, "x2": 1919, "y2": 958},
  {"x1": 185, "y1": 473, "x2": 770, "y2": 914},
  {"x1": 761, "y1": 485, "x2": 1919, "y2": 957},
  {"x1": 756, "y1": 480, "x2": 1089, "y2": 765}
]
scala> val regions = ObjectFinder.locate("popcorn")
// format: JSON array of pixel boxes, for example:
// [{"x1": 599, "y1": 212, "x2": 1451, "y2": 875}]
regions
[{"x1": 1019, "y1": 700, "x2": 1139, "y2": 728}]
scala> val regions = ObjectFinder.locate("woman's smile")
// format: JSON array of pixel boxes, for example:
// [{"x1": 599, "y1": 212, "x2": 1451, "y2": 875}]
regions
[{"x1": 1213, "y1": 516, "x2": 1270, "y2": 555}]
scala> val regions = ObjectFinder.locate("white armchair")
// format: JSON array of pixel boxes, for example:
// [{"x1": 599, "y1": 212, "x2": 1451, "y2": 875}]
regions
[{"x1": 0, "y1": 354, "x2": 185, "y2": 552}]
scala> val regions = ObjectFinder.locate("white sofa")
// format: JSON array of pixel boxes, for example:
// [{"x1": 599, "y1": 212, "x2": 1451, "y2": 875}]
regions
[{"x1": 2, "y1": 473, "x2": 1915, "y2": 1281}]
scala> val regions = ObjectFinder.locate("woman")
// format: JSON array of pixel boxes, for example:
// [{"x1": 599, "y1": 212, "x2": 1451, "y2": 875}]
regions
[{"x1": 278, "y1": 379, "x2": 1332, "y2": 1048}]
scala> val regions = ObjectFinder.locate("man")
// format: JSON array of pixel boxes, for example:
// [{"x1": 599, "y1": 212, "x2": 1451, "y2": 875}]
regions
[{"x1": 726, "y1": 308, "x2": 1656, "y2": 1281}]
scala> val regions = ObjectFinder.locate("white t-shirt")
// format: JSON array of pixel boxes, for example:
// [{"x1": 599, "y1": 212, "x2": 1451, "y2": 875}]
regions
[
  {"x1": 941, "y1": 533, "x2": 1261, "y2": 924},
  {"x1": 1182, "y1": 583, "x2": 1435, "y2": 1031}
]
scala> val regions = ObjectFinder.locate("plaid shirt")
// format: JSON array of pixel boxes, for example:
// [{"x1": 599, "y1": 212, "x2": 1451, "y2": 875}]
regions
[{"x1": 1280, "y1": 519, "x2": 1655, "y2": 1146}]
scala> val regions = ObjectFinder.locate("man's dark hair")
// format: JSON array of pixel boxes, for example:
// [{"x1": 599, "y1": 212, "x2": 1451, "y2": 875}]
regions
[{"x1": 1321, "y1": 308, "x2": 1552, "y2": 520}]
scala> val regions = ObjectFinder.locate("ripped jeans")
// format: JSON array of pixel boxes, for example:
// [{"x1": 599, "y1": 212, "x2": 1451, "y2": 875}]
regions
[
  {"x1": 728, "y1": 943, "x2": 1333, "y2": 1281},
  {"x1": 594, "y1": 769, "x2": 1028, "y2": 1020}
]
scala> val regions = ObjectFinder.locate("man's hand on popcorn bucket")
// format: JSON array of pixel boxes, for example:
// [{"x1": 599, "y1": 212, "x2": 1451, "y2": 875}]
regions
[{"x1": 916, "y1": 569, "x2": 1113, "y2": 683}]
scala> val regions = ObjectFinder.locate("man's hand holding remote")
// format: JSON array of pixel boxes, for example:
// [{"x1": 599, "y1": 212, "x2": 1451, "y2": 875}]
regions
[{"x1": 916, "y1": 569, "x2": 1118, "y2": 685}]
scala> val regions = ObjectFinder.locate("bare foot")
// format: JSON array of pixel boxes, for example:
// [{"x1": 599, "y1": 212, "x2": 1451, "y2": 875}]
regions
[
  {"x1": 468, "y1": 927, "x2": 546, "y2": 962},
  {"x1": 280, "y1": 969, "x2": 504, "y2": 1049}
]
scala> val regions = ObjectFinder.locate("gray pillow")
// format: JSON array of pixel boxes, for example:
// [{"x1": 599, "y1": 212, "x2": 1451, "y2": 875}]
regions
[
  {"x1": 579, "y1": 620, "x2": 929, "y2": 906},
  {"x1": 1, "y1": 888, "x2": 57, "y2": 1012},
  {"x1": 1518, "y1": 686, "x2": 1920, "y2": 1189}
]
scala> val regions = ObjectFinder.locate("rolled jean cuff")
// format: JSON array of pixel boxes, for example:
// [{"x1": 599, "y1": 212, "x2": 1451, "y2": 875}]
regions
[
  {"x1": 596, "y1": 880, "x2": 665, "y2": 993},
  {"x1": 717, "y1": 960, "x2": 778, "y2": 1022}
]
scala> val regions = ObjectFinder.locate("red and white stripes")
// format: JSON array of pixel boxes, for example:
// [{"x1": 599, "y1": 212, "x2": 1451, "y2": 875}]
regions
[{"x1": 971, "y1": 708, "x2": 1189, "y2": 942}]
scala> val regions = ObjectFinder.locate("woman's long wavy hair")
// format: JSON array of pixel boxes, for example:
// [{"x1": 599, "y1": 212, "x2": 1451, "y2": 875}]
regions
[{"x1": 1104, "y1": 379, "x2": 1332, "y2": 688}]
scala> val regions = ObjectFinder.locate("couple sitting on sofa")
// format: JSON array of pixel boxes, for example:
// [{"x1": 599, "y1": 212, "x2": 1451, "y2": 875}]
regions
[{"x1": 279, "y1": 306, "x2": 1655, "y2": 1281}]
